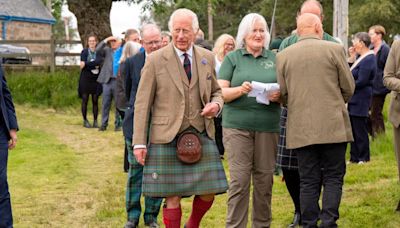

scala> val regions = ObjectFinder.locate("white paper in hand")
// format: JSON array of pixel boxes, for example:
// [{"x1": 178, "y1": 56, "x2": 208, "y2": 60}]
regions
[{"x1": 248, "y1": 81, "x2": 280, "y2": 105}]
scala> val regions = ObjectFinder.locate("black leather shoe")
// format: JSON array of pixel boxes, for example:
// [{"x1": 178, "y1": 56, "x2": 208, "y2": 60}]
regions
[
  {"x1": 288, "y1": 211, "x2": 301, "y2": 227},
  {"x1": 98, "y1": 125, "x2": 107, "y2": 131},
  {"x1": 145, "y1": 221, "x2": 160, "y2": 228},
  {"x1": 92, "y1": 119, "x2": 98, "y2": 128},
  {"x1": 396, "y1": 200, "x2": 400, "y2": 212},
  {"x1": 83, "y1": 119, "x2": 91, "y2": 128},
  {"x1": 124, "y1": 220, "x2": 138, "y2": 228}
]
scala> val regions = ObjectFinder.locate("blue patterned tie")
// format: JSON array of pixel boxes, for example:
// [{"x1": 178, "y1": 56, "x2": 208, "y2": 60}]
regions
[{"x1": 183, "y1": 53, "x2": 191, "y2": 82}]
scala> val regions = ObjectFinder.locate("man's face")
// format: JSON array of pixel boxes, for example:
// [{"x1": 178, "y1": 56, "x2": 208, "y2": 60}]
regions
[
  {"x1": 171, "y1": 15, "x2": 196, "y2": 52},
  {"x1": 127, "y1": 33, "x2": 140, "y2": 43},
  {"x1": 110, "y1": 39, "x2": 121, "y2": 50},
  {"x1": 368, "y1": 29, "x2": 380, "y2": 45},
  {"x1": 161, "y1": 36, "x2": 170, "y2": 47},
  {"x1": 142, "y1": 30, "x2": 162, "y2": 54}
]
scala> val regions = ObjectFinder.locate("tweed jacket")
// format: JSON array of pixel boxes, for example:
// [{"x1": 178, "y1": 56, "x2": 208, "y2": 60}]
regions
[
  {"x1": 96, "y1": 40, "x2": 114, "y2": 84},
  {"x1": 383, "y1": 40, "x2": 400, "y2": 128},
  {"x1": 276, "y1": 35, "x2": 355, "y2": 149},
  {"x1": 133, "y1": 43, "x2": 223, "y2": 145}
]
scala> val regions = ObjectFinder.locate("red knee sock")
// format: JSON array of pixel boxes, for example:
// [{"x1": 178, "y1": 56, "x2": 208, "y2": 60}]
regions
[
  {"x1": 163, "y1": 206, "x2": 182, "y2": 228},
  {"x1": 186, "y1": 196, "x2": 214, "y2": 228}
]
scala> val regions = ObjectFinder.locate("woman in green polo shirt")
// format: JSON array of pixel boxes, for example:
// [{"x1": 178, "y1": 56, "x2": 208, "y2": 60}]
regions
[{"x1": 218, "y1": 13, "x2": 280, "y2": 227}]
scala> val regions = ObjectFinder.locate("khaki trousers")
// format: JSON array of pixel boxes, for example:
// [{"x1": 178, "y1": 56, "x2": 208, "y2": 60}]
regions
[
  {"x1": 223, "y1": 128, "x2": 278, "y2": 228},
  {"x1": 393, "y1": 125, "x2": 400, "y2": 182}
]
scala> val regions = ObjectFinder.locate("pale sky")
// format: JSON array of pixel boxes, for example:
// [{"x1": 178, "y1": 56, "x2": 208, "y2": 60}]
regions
[{"x1": 110, "y1": 1, "x2": 144, "y2": 37}]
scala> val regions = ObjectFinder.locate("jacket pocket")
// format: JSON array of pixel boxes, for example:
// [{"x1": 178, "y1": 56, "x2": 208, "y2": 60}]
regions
[{"x1": 152, "y1": 116, "x2": 169, "y2": 125}]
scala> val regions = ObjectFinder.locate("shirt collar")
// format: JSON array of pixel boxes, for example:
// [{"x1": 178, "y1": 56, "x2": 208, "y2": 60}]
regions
[
  {"x1": 240, "y1": 48, "x2": 269, "y2": 58},
  {"x1": 173, "y1": 44, "x2": 193, "y2": 58}
]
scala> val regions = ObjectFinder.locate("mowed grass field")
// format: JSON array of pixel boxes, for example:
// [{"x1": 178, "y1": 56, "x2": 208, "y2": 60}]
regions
[{"x1": 7, "y1": 104, "x2": 400, "y2": 228}]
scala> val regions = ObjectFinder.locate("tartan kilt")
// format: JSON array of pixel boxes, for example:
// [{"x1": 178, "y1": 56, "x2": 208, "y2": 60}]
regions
[
  {"x1": 276, "y1": 107, "x2": 299, "y2": 170},
  {"x1": 142, "y1": 131, "x2": 229, "y2": 197}
]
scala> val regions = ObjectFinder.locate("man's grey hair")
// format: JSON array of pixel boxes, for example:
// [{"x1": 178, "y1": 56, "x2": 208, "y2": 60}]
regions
[
  {"x1": 236, "y1": 13, "x2": 270, "y2": 49},
  {"x1": 168, "y1": 8, "x2": 199, "y2": 33},
  {"x1": 141, "y1": 23, "x2": 161, "y2": 39}
]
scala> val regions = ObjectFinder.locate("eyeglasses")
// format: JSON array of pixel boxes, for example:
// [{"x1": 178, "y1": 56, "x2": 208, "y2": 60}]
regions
[{"x1": 143, "y1": 40, "x2": 161, "y2": 46}]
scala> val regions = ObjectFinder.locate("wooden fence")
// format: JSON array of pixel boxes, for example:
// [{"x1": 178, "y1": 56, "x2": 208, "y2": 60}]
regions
[{"x1": 0, "y1": 38, "x2": 81, "y2": 72}]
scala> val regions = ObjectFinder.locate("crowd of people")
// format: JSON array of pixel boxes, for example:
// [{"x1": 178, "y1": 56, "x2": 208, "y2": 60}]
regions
[
  {"x1": 1, "y1": 0, "x2": 391, "y2": 228},
  {"x1": 73, "y1": 0, "x2": 400, "y2": 227}
]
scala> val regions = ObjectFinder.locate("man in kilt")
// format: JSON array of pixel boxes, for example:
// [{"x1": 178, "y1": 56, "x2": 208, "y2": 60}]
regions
[{"x1": 133, "y1": 8, "x2": 228, "y2": 228}]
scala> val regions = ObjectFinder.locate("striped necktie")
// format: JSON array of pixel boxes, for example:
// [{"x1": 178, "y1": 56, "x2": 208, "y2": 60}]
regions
[{"x1": 183, "y1": 53, "x2": 191, "y2": 82}]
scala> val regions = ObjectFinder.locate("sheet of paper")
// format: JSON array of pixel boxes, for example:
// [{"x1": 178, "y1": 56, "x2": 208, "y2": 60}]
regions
[{"x1": 248, "y1": 81, "x2": 280, "y2": 105}]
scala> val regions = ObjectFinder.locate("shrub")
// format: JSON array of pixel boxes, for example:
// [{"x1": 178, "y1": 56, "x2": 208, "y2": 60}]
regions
[{"x1": 6, "y1": 69, "x2": 81, "y2": 110}]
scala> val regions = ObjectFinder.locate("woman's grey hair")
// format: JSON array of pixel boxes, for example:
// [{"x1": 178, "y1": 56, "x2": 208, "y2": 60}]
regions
[
  {"x1": 168, "y1": 8, "x2": 199, "y2": 33},
  {"x1": 354, "y1": 32, "x2": 371, "y2": 47},
  {"x1": 236, "y1": 13, "x2": 270, "y2": 49},
  {"x1": 119, "y1": 41, "x2": 142, "y2": 64}
]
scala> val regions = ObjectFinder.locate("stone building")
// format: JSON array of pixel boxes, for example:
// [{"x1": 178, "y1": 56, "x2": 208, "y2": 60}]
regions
[{"x1": 0, "y1": 0, "x2": 55, "y2": 64}]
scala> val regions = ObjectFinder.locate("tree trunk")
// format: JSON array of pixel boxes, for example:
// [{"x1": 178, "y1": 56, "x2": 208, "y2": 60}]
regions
[
  {"x1": 68, "y1": 0, "x2": 112, "y2": 45},
  {"x1": 207, "y1": 0, "x2": 213, "y2": 41}
]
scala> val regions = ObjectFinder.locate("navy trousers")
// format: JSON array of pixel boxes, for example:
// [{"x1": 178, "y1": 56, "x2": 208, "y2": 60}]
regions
[
  {"x1": 349, "y1": 115, "x2": 370, "y2": 162},
  {"x1": 0, "y1": 142, "x2": 12, "y2": 228}
]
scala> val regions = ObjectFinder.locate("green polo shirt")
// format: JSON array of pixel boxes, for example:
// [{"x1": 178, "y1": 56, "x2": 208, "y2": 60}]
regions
[
  {"x1": 279, "y1": 32, "x2": 338, "y2": 51},
  {"x1": 219, "y1": 48, "x2": 280, "y2": 132}
]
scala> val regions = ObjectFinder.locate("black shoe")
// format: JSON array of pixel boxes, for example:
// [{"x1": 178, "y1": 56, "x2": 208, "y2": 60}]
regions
[
  {"x1": 145, "y1": 221, "x2": 160, "y2": 228},
  {"x1": 93, "y1": 120, "x2": 98, "y2": 128},
  {"x1": 99, "y1": 125, "x2": 107, "y2": 131},
  {"x1": 396, "y1": 200, "x2": 400, "y2": 212},
  {"x1": 83, "y1": 119, "x2": 91, "y2": 128},
  {"x1": 124, "y1": 220, "x2": 138, "y2": 228},
  {"x1": 288, "y1": 211, "x2": 301, "y2": 227},
  {"x1": 114, "y1": 126, "x2": 122, "y2": 131}
]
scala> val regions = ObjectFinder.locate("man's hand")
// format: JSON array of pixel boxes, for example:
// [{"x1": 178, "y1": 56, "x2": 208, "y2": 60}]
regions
[
  {"x1": 268, "y1": 90, "x2": 281, "y2": 102},
  {"x1": 8, "y1": 129, "x2": 17, "y2": 150},
  {"x1": 133, "y1": 148, "x2": 147, "y2": 166},
  {"x1": 201, "y1": 102, "x2": 220, "y2": 119}
]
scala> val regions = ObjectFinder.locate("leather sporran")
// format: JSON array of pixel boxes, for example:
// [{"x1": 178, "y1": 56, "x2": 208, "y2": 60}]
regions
[{"x1": 176, "y1": 131, "x2": 202, "y2": 164}]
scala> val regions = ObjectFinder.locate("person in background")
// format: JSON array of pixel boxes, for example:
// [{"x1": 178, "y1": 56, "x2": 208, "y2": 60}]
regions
[
  {"x1": 212, "y1": 34, "x2": 235, "y2": 158},
  {"x1": 383, "y1": 40, "x2": 400, "y2": 212},
  {"x1": 161, "y1": 31, "x2": 172, "y2": 47},
  {"x1": 194, "y1": 29, "x2": 212, "y2": 51},
  {"x1": 347, "y1": 32, "x2": 376, "y2": 164},
  {"x1": 113, "y1": 29, "x2": 141, "y2": 131},
  {"x1": 123, "y1": 24, "x2": 163, "y2": 228},
  {"x1": 368, "y1": 25, "x2": 390, "y2": 138},
  {"x1": 78, "y1": 34, "x2": 102, "y2": 128},
  {"x1": 133, "y1": 9, "x2": 228, "y2": 228},
  {"x1": 0, "y1": 64, "x2": 18, "y2": 228},
  {"x1": 275, "y1": 1, "x2": 338, "y2": 226},
  {"x1": 269, "y1": 36, "x2": 283, "y2": 53},
  {"x1": 218, "y1": 13, "x2": 280, "y2": 227},
  {"x1": 96, "y1": 36, "x2": 122, "y2": 131},
  {"x1": 116, "y1": 41, "x2": 142, "y2": 173},
  {"x1": 276, "y1": 13, "x2": 354, "y2": 228}
]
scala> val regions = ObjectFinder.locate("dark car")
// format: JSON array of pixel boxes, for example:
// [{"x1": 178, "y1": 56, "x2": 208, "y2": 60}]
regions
[{"x1": 0, "y1": 44, "x2": 32, "y2": 64}]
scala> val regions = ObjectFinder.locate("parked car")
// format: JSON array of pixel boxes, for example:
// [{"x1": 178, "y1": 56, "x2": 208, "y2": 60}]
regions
[{"x1": 0, "y1": 44, "x2": 32, "y2": 64}]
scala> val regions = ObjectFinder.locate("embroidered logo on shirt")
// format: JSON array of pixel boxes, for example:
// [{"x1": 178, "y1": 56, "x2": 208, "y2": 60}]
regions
[
  {"x1": 260, "y1": 60, "x2": 274, "y2": 70},
  {"x1": 152, "y1": 172, "x2": 158, "y2": 180}
]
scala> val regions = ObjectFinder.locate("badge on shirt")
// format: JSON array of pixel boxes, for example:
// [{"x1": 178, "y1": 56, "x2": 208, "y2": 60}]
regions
[{"x1": 260, "y1": 60, "x2": 274, "y2": 70}]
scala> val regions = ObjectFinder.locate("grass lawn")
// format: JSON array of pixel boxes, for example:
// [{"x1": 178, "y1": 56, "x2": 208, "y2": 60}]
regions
[{"x1": 8, "y1": 105, "x2": 400, "y2": 227}]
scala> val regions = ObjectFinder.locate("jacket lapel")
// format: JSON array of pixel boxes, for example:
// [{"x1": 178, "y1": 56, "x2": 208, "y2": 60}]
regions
[
  {"x1": 164, "y1": 44, "x2": 184, "y2": 96},
  {"x1": 194, "y1": 46, "x2": 207, "y2": 105}
]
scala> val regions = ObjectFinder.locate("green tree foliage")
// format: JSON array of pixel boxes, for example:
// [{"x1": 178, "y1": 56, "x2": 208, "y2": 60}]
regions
[{"x1": 349, "y1": 0, "x2": 400, "y2": 42}]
